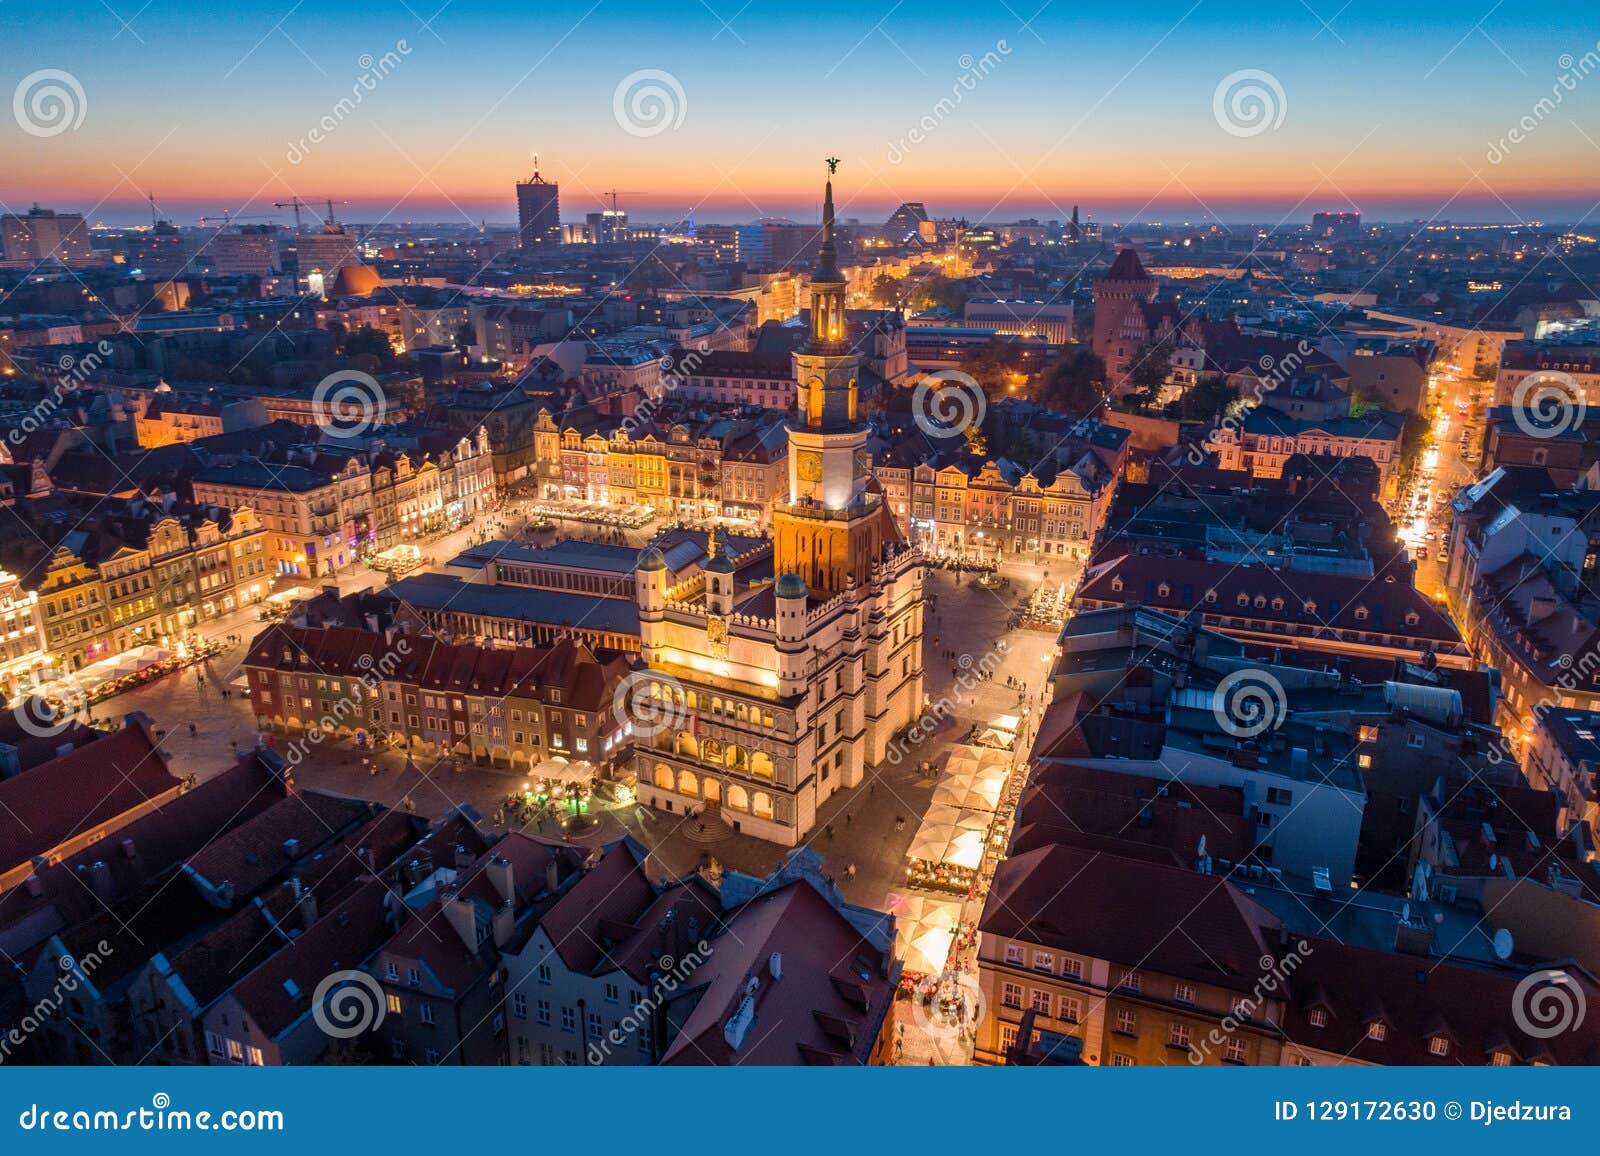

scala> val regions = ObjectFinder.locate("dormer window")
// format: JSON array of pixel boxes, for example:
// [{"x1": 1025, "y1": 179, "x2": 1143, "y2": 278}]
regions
[
  {"x1": 1354, "y1": 607, "x2": 1369, "y2": 622},
  {"x1": 1405, "y1": 611, "x2": 1419, "y2": 626},
  {"x1": 1271, "y1": 597, "x2": 1284, "y2": 612},
  {"x1": 1428, "y1": 1036, "x2": 1449, "y2": 1057},
  {"x1": 1236, "y1": 592, "x2": 1250, "y2": 607},
  {"x1": 1367, "y1": 1021, "x2": 1387, "y2": 1041},
  {"x1": 1205, "y1": 589, "x2": 1218, "y2": 603},
  {"x1": 1308, "y1": 1007, "x2": 1328, "y2": 1028},
  {"x1": 1303, "y1": 600, "x2": 1317, "y2": 615},
  {"x1": 1110, "y1": 576, "x2": 1124, "y2": 593},
  {"x1": 1157, "y1": 583, "x2": 1170, "y2": 599},
  {"x1": 1254, "y1": 595, "x2": 1267, "y2": 609}
]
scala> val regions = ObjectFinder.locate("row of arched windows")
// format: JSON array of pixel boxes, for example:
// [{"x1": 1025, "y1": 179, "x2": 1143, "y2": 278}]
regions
[
  {"x1": 661, "y1": 731, "x2": 775, "y2": 778},
  {"x1": 652, "y1": 764, "x2": 774, "y2": 819},
  {"x1": 646, "y1": 681, "x2": 775, "y2": 729}
]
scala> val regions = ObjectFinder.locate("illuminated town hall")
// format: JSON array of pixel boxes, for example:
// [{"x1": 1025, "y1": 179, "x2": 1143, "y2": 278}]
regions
[{"x1": 630, "y1": 163, "x2": 926, "y2": 845}]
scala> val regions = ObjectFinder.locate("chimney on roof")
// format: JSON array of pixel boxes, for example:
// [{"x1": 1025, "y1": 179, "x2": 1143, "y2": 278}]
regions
[
  {"x1": 487, "y1": 855, "x2": 515, "y2": 903},
  {"x1": 440, "y1": 887, "x2": 479, "y2": 952},
  {"x1": 1393, "y1": 903, "x2": 1434, "y2": 955},
  {"x1": 86, "y1": 860, "x2": 113, "y2": 900}
]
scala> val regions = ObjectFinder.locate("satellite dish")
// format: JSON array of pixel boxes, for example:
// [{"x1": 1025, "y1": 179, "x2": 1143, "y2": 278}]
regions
[{"x1": 1493, "y1": 928, "x2": 1514, "y2": 960}]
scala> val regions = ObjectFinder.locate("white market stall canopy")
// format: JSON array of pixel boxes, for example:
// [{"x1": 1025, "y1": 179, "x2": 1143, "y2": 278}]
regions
[
  {"x1": 886, "y1": 892, "x2": 962, "y2": 975},
  {"x1": 932, "y1": 764, "x2": 1007, "y2": 812},
  {"x1": 907, "y1": 804, "x2": 990, "y2": 871},
  {"x1": 533, "y1": 758, "x2": 594, "y2": 784}
]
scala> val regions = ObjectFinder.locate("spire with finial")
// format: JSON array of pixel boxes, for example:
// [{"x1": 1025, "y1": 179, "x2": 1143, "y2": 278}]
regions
[
  {"x1": 706, "y1": 524, "x2": 719, "y2": 560},
  {"x1": 816, "y1": 157, "x2": 842, "y2": 284}
]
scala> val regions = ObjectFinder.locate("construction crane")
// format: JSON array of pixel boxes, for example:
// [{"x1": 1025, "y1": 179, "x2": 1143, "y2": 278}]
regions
[
  {"x1": 599, "y1": 190, "x2": 645, "y2": 214},
  {"x1": 272, "y1": 196, "x2": 348, "y2": 231},
  {"x1": 198, "y1": 210, "x2": 275, "y2": 227}
]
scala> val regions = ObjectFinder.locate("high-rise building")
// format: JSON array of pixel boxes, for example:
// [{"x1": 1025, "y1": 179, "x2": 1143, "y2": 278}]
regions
[
  {"x1": 885, "y1": 201, "x2": 930, "y2": 243},
  {"x1": 1, "y1": 205, "x2": 93, "y2": 264},
  {"x1": 1312, "y1": 210, "x2": 1361, "y2": 239},
  {"x1": 629, "y1": 162, "x2": 924, "y2": 846},
  {"x1": 294, "y1": 226, "x2": 359, "y2": 295},
  {"x1": 210, "y1": 225, "x2": 280, "y2": 277},
  {"x1": 585, "y1": 208, "x2": 628, "y2": 245},
  {"x1": 516, "y1": 163, "x2": 561, "y2": 249}
]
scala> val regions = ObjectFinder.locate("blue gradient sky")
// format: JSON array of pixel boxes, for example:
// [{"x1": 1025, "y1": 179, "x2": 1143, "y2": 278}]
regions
[{"x1": 4, "y1": 0, "x2": 1598, "y2": 226}]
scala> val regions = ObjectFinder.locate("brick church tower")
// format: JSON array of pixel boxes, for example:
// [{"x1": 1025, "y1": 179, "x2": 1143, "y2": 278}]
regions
[{"x1": 1092, "y1": 246, "x2": 1157, "y2": 389}]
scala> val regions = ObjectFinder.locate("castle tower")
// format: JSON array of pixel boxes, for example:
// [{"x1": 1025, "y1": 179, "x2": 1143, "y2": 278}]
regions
[
  {"x1": 1092, "y1": 246, "x2": 1157, "y2": 387},
  {"x1": 774, "y1": 159, "x2": 886, "y2": 597}
]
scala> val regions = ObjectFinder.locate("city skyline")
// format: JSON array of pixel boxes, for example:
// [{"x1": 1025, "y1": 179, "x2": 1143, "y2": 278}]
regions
[{"x1": 5, "y1": 0, "x2": 1600, "y2": 226}]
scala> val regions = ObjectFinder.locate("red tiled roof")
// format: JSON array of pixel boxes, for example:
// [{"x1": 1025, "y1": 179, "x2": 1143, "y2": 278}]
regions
[
  {"x1": 0, "y1": 724, "x2": 180, "y2": 875},
  {"x1": 226, "y1": 878, "x2": 395, "y2": 1038},
  {"x1": 1015, "y1": 762, "x2": 1255, "y2": 864},
  {"x1": 1283, "y1": 939, "x2": 1600, "y2": 1065},
  {"x1": 0, "y1": 752, "x2": 291, "y2": 965},
  {"x1": 660, "y1": 880, "x2": 895, "y2": 1066},
  {"x1": 183, "y1": 792, "x2": 379, "y2": 904},
  {"x1": 1101, "y1": 248, "x2": 1151, "y2": 283},
  {"x1": 981, "y1": 841, "x2": 1280, "y2": 994},
  {"x1": 244, "y1": 625, "x2": 618, "y2": 711},
  {"x1": 1076, "y1": 554, "x2": 1461, "y2": 645}
]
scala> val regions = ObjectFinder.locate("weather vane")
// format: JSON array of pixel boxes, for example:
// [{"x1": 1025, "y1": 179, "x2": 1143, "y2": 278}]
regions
[{"x1": 825, "y1": 156, "x2": 840, "y2": 175}]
